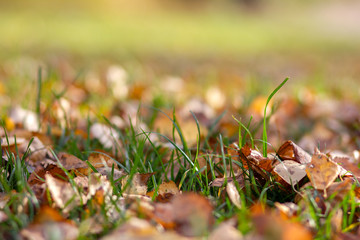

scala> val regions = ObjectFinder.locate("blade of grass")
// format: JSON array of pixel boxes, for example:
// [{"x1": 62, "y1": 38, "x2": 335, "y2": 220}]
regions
[{"x1": 262, "y1": 77, "x2": 289, "y2": 157}]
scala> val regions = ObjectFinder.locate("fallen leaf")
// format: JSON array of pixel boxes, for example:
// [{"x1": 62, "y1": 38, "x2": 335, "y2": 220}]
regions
[
  {"x1": 210, "y1": 174, "x2": 244, "y2": 187},
  {"x1": 33, "y1": 205, "x2": 67, "y2": 224},
  {"x1": 88, "y1": 152, "x2": 119, "y2": 169},
  {"x1": 331, "y1": 155, "x2": 360, "y2": 178},
  {"x1": 100, "y1": 218, "x2": 159, "y2": 240},
  {"x1": 330, "y1": 209, "x2": 343, "y2": 234},
  {"x1": 274, "y1": 202, "x2": 299, "y2": 219},
  {"x1": 273, "y1": 160, "x2": 307, "y2": 187},
  {"x1": 226, "y1": 181, "x2": 242, "y2": 209},
  {"x1": 239, "y1": 144, "x2": 275, "y2": 180},
  {"x1": 152, "y1": 202, "x2": 176, "y2": 229},
  {"x1": 20, "y1": 222, "x2": 78, "y2": 240},
  {"x1": 172, "y1": 193, "x2": 214, "y2": 237},
  {"x1": 305, "y1": 150, "x2": 340, "y2": 192},
  {"x1": 209, "y1": 218, "x2": 243, "y2": 240},
  {"x1": 277, "y1": 140, "x2": 311, "y2": 164},
  {"x1": 282, "y1": 222, "x2": 313, "y2": 240},
  {"x1": 56, "y1": 152, "x2": 88, "y2": 171},
  {"x1": 28, "y1": 164, "x2": 68, "y2": 186},
  {"x1": 326, "y1": 178, "x2": 353, "y2": 204},
  {"x1": 147, "y1": 180, "x2": 180, "y2": 203},
  {"x1": 45, "y1": 174, "x2": 82, "y2": 213},
  {"x1": 121, "y1": 173, "x2": 155, "y2": 195}
]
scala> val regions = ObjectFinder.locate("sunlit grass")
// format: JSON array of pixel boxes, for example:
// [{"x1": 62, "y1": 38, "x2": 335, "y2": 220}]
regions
[{"x1": 1, "y1": 6, "x2": 359, "y2": 59}]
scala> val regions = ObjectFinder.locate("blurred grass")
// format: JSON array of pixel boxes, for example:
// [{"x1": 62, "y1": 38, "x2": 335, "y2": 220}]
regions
[{"x1": 1, "y1": 1, "x2": 360, "y2": 59}]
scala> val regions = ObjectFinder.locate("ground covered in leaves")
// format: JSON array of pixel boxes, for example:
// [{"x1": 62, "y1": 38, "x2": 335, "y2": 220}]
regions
[{"x1": 1, "y1": 58, "x2": 360, "y2": 240}]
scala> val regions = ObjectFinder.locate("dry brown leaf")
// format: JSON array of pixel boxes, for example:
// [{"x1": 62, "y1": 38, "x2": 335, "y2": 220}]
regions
[
  {"x1": 210, "y1": 174, "x2": 244, "y2": 187},
  {"x1": 28, "y1": 164, "x2": 68, "y2": 186},
  {"x1": 121, "y1": 173, "x2": 155, "y2": 195},
  {"x1": 274, "y1": 202, "x2": 299, "y2": 219},
  {"x1": 152, "y1": 202, "x2": 176, "y2": 229},
  {"x1": 147, "y1": 181, "x2": 180, "y2": 203},
  {"x1": 251, "y1": 203, "x2": 312, "y2": 240},
  {"x1": 100, "y1": 218, "x2": 159, "y2": 240},
  {"x1": 20, "y1": 222, "x2": 78, "y2": 240},
  {"x1": 21, "y1": 205, "x2": 78, "y2": 240},
  {"x1": 88, "y1": 152, "x2": 119, "y2": 169},
  {"x1": 1, "y1": 136, "x2": 26, "y2": 155},
  {"x1": 331, "y1": 209, "x2": 343, "y2": 234},
  {"x1": 209, "y1": 218, "x2": 243, "y2": 240},
  {"x1": 56, "y1": 152, "x2": 88, "y2": 171},
  {"x1": 226, "y1": 181, "x2": 242, "y2": 209},
  {"x1": 172, "y1": 193, "x2": 214, "y2": 237},
  {"x1": 33, "y1": 205, "x2": 68, "y2": 224},
  {"x1": 45, "y1": 174, "x2": 82, "y2": 213},
  {"x1": 305, "y1": 150, "x2": 340, "y2": 192},
  {"x1": 277, "y1": 140, "x2": 311, "y2": 164},
  {"x1": 326, "y1": 179, "x2": 353, "y2": 205},
  {"x1": 281, "y1": 222, "x2": 313, "y2": 240},
  {"x1": 239, "y1": 144, "x2": 275, "y2": 180},
  {"x1": 332, "y1": 155, "x2": 360, "y2": 178},
  {"x1": 273, "y1": 160, "x2": 307, "y2": 187}
]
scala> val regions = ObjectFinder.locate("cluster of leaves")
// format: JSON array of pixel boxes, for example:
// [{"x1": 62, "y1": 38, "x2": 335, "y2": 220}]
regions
[{"x1": 1, "y1": 63, "x2": 360, "y2": 240}]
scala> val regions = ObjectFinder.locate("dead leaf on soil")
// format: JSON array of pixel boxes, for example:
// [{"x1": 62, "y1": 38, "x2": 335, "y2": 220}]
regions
[
  {"x1": 20, "y1": 221, "x2": 78, "y2": 240},
  {"x1": 305, "y1": 149, "x2": 340, "y2": 193},
  {"x1": 147, "y1": 180, "x2": 180, "y2": 203},
  {"x1": 88, "y1": 152, "x2": 119, "y2": 169},
  {"x1": 238, "y1": 144, "x2": 275, "y2": 180},
  {"x1": 28, "y1": 164, "x2": 68, "y2": 186},
  {"x1": 326, "y1": 178, "x2": 353, "y2": 205},
  {"x1": 209, "y1": 217, "x2": 243, "y2": 240},
  {"x1": 251, "y1": 203, "x2": 313, "y2": 240},
  {"x1": 21, "y1": 206, "x2": 78, "y2": 240},
  {"x1": 210, "y1": 174, "x2": 244, "y2": 187},
  {"x1": 45, "y1": 174, "x2": 83, "y2": 213},
  {"x1": 277, "y1": 140, "x2": 311, "y2": 164},
  {"x1": 172, "y1": 193, "x2": 214, "y2": 237},
  {"x1": 100, "y1": 218, "x2": 159, "y2": 240},
  {"x1": 56, "y1": 152, "x2": 88, "y2": 170},
  {"x1": 273, "y1": 160, "x2": 307, "y2": 187},
  {"x1": 226, "y1": 181, "x2": 242, "y2": 209},
  {"x1": 274, "y1": 202, "x2": 299, "y2": 219},
  {"x1": 121, "y1": 173, "x2": 155, "y2": 195}
]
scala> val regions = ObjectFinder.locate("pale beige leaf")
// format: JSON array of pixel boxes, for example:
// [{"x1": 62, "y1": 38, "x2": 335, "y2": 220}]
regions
[{"x1": 274, "y1": 160, "x2": 307, "y2": 186}]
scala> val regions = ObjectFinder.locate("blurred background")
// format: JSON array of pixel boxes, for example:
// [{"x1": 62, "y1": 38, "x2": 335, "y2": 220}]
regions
[{"x1": 0, "y1": 0, "x2": 360, "y2": 148}]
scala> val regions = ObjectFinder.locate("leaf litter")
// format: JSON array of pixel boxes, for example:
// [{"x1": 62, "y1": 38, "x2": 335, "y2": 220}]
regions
[{"x1": 1, "y1": 62, "x2": 360, "y2": 240}]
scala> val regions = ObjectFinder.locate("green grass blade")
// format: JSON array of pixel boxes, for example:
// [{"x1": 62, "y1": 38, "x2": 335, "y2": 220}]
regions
[{"x1": 262, "y1": 77, "x2": 289, "y2": 157}]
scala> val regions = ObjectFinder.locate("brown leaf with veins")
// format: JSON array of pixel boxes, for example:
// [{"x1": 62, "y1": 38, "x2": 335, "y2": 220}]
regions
[
  {"x1": 305, "y1": 150, "x2": 340, "y2": 192},
  {"x1": 277, "y1": 140, "x2": 311, "y2": 164}
]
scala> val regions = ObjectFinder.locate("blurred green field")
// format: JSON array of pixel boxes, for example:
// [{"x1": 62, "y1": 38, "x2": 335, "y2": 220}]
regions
[{"x1": 1, "y1": 0, "x2": 360, "y2": 58}]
